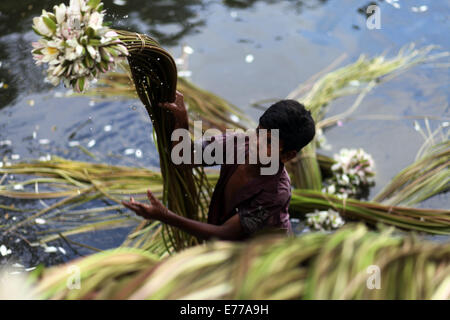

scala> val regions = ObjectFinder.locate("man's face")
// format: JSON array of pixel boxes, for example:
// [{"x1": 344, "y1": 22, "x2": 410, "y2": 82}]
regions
[{"x1": 256, "y1": 125, "x2": 297, "y2": 164}]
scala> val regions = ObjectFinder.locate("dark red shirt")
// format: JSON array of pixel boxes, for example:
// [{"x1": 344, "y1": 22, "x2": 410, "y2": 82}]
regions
[{"x1": 199, "y1": 133, "x2": 293, "y2": 239}]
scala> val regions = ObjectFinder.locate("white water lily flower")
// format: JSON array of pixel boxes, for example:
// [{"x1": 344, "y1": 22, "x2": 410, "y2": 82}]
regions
[
  {"x1": 324, "y1": 148, "x2": 375, "y2": 199},
  {"x1": 68, "y1": 0, "x2": 84, "y2": 17},
  {"x1": 306, "y1": 209, "x2": 345, "y2": 231},
  {"x1": 88, "y1": 11, "x2": 104, "y2": 30},
  {"x1": 64, "y1": 47, "x2": 77, "y2": 61},
  {"x1": 31, "y1": 0, "x2": 128, "y2": 92},
  {"x1": 41, "y1": 46, "x2": 59, "y2": 62}
]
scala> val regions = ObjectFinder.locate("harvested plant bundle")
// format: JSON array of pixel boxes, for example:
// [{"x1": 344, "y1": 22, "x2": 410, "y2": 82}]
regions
[{"x1": 29, "y1": 224, "x2": 450, "y2": 300}]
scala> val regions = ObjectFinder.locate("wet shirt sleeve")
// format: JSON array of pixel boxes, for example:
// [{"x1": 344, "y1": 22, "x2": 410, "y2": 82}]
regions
[{"x1": 238, "y1": 205, "x2": 273, "y2": 235}]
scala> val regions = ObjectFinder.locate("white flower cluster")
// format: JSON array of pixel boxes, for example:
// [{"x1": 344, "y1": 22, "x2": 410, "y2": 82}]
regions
[
  {"x1": 305, "y1": 209, "x2": 345, "y2": 231},
  {"x1": 31, "y1": 0, "x2": 129, "y2": 92},
  {"x1": 323, "y1": 148, "x2": 375, "y2": 199}
]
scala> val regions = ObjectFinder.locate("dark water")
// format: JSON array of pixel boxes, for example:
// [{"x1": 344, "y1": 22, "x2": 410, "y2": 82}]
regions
[{"x1": 0, "y1": 0, "x2": 449, "y2": 268}]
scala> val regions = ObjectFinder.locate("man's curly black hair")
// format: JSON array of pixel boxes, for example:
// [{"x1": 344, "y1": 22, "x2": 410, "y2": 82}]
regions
[{"x1": 259, "y1": 99, "x2": 315, "y2": 153}]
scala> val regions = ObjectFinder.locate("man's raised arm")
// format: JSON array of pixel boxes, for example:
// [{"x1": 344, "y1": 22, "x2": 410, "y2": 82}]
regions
[{"x1": 158, "y1": 90, "x2": 199, "y2": 168}]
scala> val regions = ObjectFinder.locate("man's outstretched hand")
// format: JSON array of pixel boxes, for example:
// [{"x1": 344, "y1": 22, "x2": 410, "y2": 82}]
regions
[
  {"x1": 123, "y1": 189, "x2": 245, "y2": 241},
  {"x1": 122, "y1": 190, "x2": 168, "y2": 220}
]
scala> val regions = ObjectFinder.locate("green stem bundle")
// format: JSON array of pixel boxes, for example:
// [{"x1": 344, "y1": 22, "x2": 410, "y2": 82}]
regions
[{"x1": 116, "y1": 30, "x2": 207, "y2": 251}]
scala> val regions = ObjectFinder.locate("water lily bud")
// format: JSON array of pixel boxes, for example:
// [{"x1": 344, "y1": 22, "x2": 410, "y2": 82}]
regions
[
  {"x1": 106, "y1": 46, "x2": 120, "y2": 57},
  {"x1": 33, "y1": 17, "x2": 53, "y2": 37},
  {"x1": 105, "y1": 30, "x2": 118, "y2": 38},
  {"x1": 52, "y1": 64, "x2": 66, "y2": 77},
  {"x1": 100, "y1": 47, "x2": 113, "y2": 62},
  {"x1": 80, "y1": 35, "x2": 88, "y2": 46},
  {"x1": 113, "y1": 44, "x2": 129, "y2": 56},
  {"x1": 86, "y1": 45, "x2": 98, "y2": 60},
  {"x1": 65, "y1": 64, "x2": 73, "y2": 77},
  {"x1": 75, "y1": 77, "x2": 86, "y2": 92},
  {"x1": 42, "y1": 16, "x2": 57, "y2": 34},
  {"x1": 69, "y1": 0, "x2": 82, "y2": 17},
  {"x1": 84, "y1": 55, "x2": 94, "y2": 68},
  {"x1": 54, "y1": 4, "x2": 67, "y2": 24},
  {"x1": 76, "y1": 44, "x2": 84, "y2": 57},
  {"x1": 99, "y1": 60, "x2": 109, "y2": 72},
  {"x1": 63, "y1": 78, "x2": 71, "y2": 88}
]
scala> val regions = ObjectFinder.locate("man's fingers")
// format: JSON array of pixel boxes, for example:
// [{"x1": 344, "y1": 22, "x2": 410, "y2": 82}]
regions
[
  {"x1": 147, "y1": 189, "x2": 158, "y2": 204},
  {"x1": 122, "y1": 201, "x2": 143, "y2": 213},
  {"x1": 122, "y1": 201, "x2": 137, "y2": 210},
  {"x1": 158, "y1": 102, "x2": 177, "y2": 112}
]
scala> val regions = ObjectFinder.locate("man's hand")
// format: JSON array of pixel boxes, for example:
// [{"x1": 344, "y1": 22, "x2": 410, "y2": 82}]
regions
[
  {"x1": 122, "y1": 190, "x2": 168, "y2": 220},
  {"x1": 158, "y1": 90, "x2": 188, "y2": 123},
  {"x1": 158, "y1": 90, "x2": 190, "y2": 155},
  {"x1": 123, "y1": 189, "x2": 245, "y2": 241}
]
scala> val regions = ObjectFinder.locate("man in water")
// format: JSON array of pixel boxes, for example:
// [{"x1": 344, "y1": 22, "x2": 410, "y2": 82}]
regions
[{"x1": 122, "y1": 91, "x2": 315, "y2": 241}]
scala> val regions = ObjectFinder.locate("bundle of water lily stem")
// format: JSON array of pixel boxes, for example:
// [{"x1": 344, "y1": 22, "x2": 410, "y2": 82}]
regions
[{"x1": 0, "y1": 0, "x2": 449, "y2": 299}]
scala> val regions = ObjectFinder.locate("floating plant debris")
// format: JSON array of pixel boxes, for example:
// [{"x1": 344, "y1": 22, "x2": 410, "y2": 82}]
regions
[
  {"x1": 38, "y1": 139, "x2": 50, "y2": 145},
  {"x1": 0, "y1": 245, "x2": 12, "y2": 256},
  {"x1": 87, "y1": 139, "x2": 96, "y2": 148}
]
